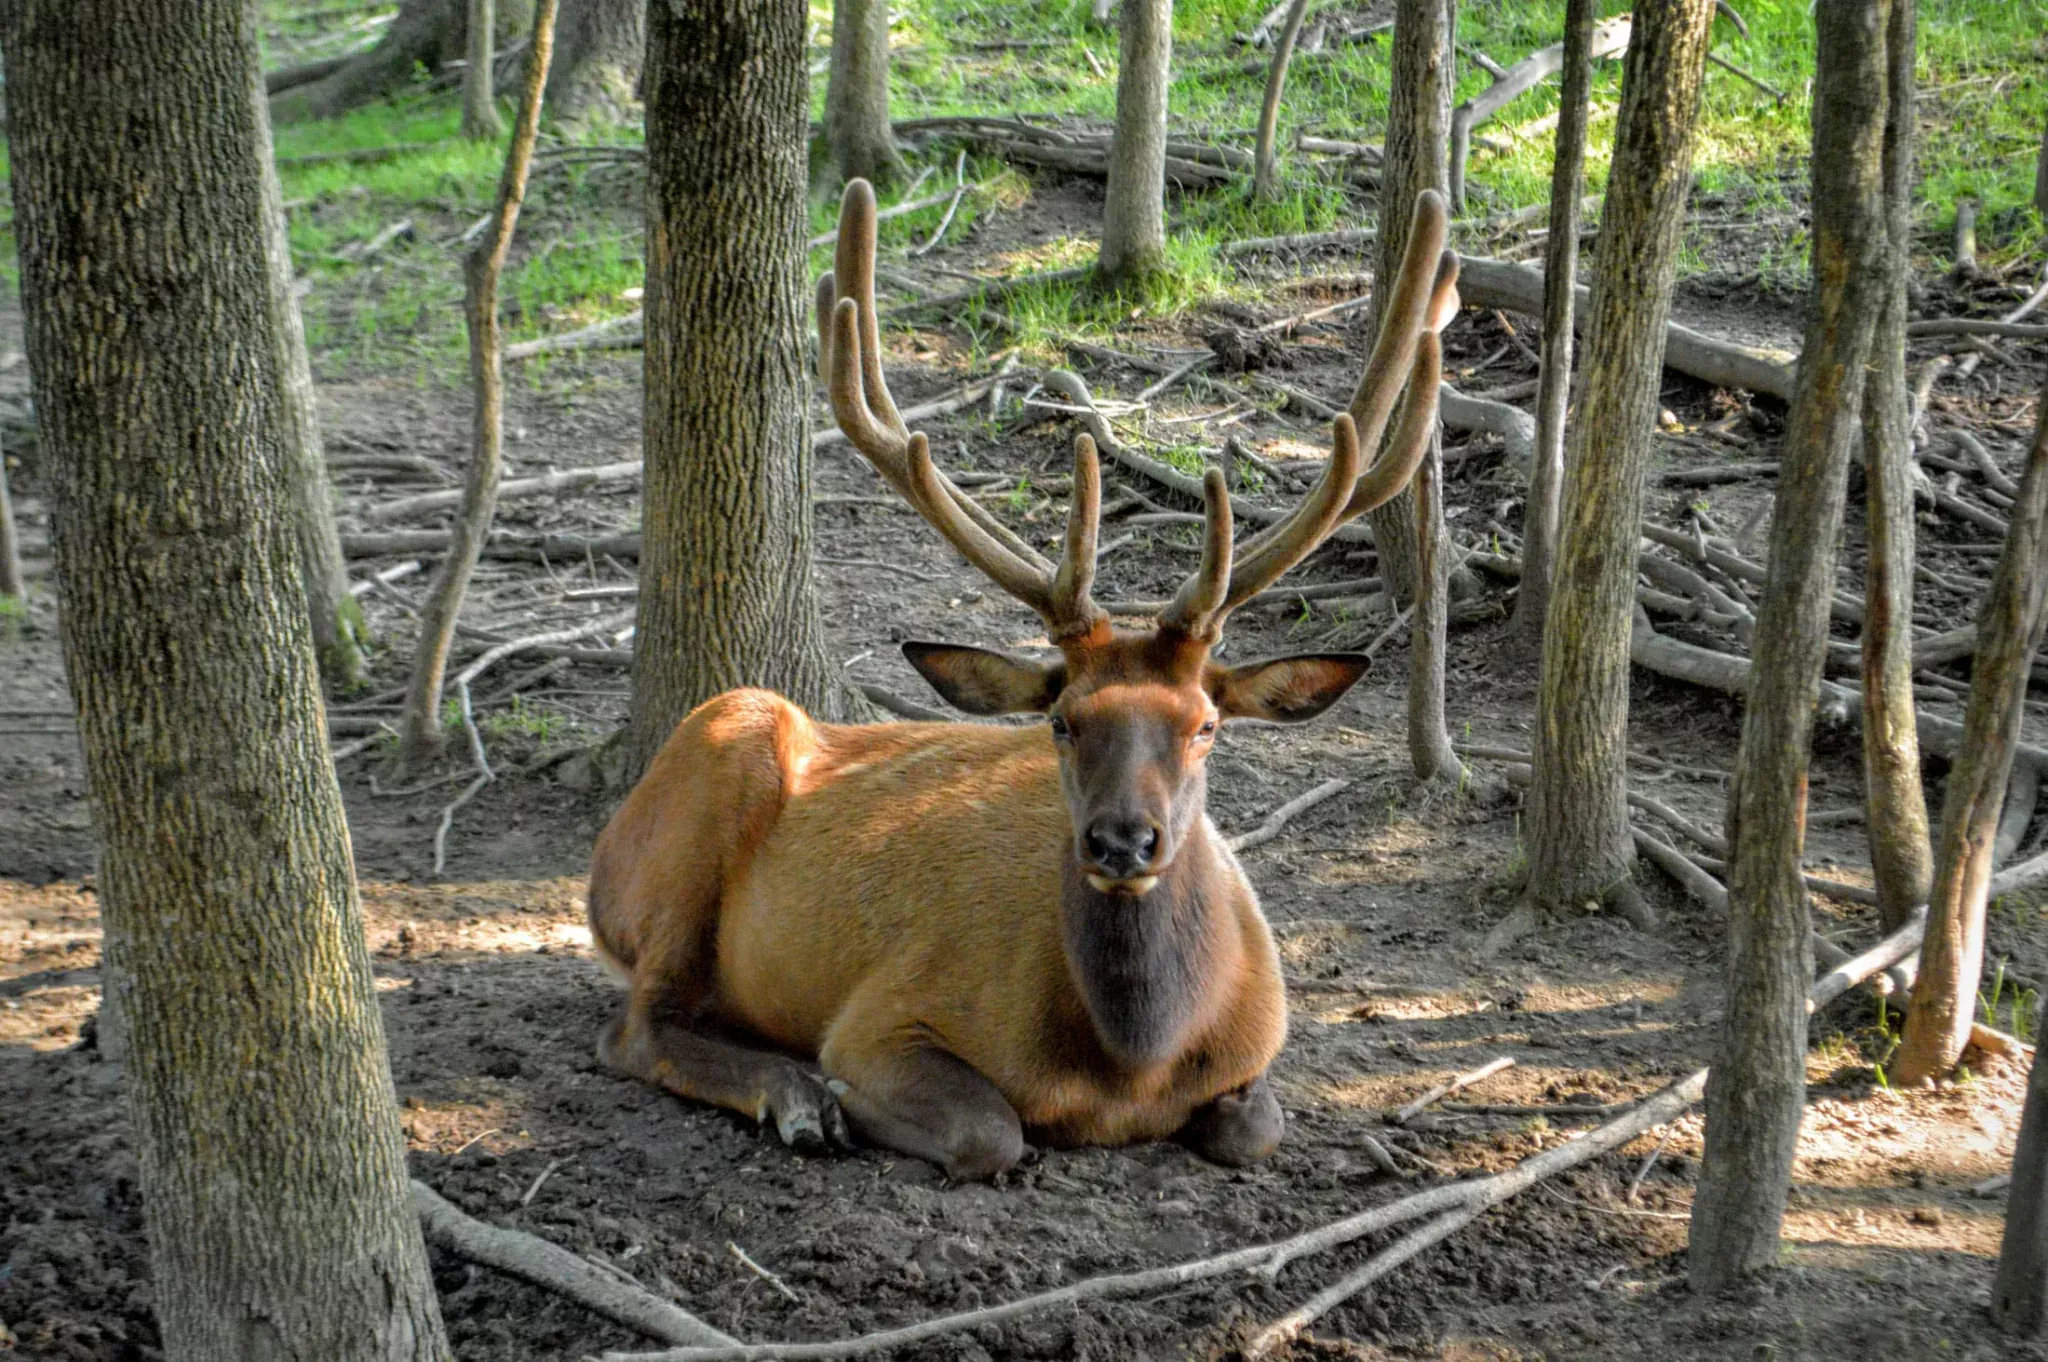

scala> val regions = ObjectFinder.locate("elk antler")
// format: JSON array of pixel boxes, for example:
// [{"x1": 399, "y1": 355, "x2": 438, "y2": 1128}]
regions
[
  {"x1": 1157, "y1": 191, "x2": 1460, "y2": 640},
  {"x1": 819, "y1": 180, "x2": 1107, "y2": 641}
]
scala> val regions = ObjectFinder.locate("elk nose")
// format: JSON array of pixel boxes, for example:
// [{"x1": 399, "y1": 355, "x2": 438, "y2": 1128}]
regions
[{"x1": 1084, "y1": 819, "x2": 1161, "y2": 877}]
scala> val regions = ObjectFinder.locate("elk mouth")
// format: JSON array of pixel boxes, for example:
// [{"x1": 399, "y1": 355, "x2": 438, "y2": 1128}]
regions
[{"x1": 1085, "y1": 872, "x2": 1161, "y2": 897}]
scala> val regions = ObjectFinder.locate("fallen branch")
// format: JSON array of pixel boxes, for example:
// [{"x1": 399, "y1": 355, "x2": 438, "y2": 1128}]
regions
[
  {"x1": 342, "y1": 529, "x2": 643, "y2": 561},
  {"x1": 412, "y1": 1181, "x2": 738, "y2": 1348},
  {"x1": 1448, "y1": 15, "x2": 1631, "y2": 211},
  {"x1": 1228, "y1": 777, "x2": 1350, "y2": 852},
  {"x1": 1390, "y1": 1056, "x2": 1515, "y2": 1125},
  {"x1": 1244, "y1": 1205, "x2": 1482, "y2": 1359},
  {"x1": 1905, "y1": 319, "x2": 2048, "y2": 342}
]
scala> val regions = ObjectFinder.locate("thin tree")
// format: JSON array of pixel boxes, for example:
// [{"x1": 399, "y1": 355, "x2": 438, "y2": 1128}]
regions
[
  {"x1": 1252, "y1": 0, "x2": 1313, "y2": 201},
  {"x1": 0, "y1": 1, "x2": 452, "y2": 1356},
  {"x1": 1997, "y1": 995, "x2": 2048, "y2": 1336},
  {"x1": 400, "y1": 0, "x2": 559, "y2": 766},
  {"x1": 257, "y1": 91, "x2": 368, "y2": 690},
  {"x1": 1691, "y1": 0, "x2": 1894, "y2": 1290},
  {"x1": 1861, "y1": 0, "x2": 1931, "y2": 931},
  {"x1": 544, "y1": 0, "x2": 644, "y2": 126},
  {"x1": 1099, "y1": 0, "x2": 1173, "y2": 290},
  {"x1": 827, "y1": 0, "x2": 906, "y2": 186},
  {"x1": 2036, "y1": 118, "x2": 2048, "y2": 215},
  {"x1": 1513, "y1": 0, "x2": 1716, "y2": 936},
  {"x1": 1505, "y1": 0, "x2": 1595, "y2": 656},
  {"x1": 463, "y1": 0, "x2": 505, "y2": 138},
  {"x1": 1894, "y1": 382, "x2": 2048, "y2": 1085},
  {"x1": 627, "y1": 0, "x2": 849, "y2": 777},
  {"x1": 0, "y1": 448, "x2": 22, "y2": 601},
  {"x1": 1366, "y1": 0, "x2": 1453, "y2": 612}
]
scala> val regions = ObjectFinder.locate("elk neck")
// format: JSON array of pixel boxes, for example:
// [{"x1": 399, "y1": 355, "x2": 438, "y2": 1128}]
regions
[{"x1": 1056, "y1": 791, "x2": 1229, "y2": 1071}]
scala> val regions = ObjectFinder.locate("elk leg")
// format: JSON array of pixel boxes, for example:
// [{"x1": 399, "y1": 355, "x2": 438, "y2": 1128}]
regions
[
  {"x1": 1177, "y1": 1073, "x2": 1283, "y2": 1166},
  {"x1": 599, "y1": 1001, "x2": 852, "y2": 1153},
  {"x1": 820, "y1": 1041, "x2": 1025, "y2": 1182}
]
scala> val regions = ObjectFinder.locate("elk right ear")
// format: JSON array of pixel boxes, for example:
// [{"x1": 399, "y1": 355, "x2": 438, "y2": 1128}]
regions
[{"x1": 902, "y1": 641, "x2": 1065, "y2": 715}]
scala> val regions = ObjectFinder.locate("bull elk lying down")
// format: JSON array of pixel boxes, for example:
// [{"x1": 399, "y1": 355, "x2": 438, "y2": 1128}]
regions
[{"x1": 589, "y1": 183, "x2": 1459, "y2": 1181}]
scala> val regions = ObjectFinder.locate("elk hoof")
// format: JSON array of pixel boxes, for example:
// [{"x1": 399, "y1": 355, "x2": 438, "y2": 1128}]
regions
[
  {"x1": 1179, "y1": 1076, "x2": 1283, "y2": 1167},
  {"x1": 762, "y1": 1065, "x2": 852, "y2": 1154}
]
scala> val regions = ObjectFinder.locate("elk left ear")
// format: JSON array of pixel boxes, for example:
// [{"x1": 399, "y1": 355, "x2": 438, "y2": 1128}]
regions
[
  {"x1": 1213, "y1": 653, "x2": 1371, "y2": 724},
  {"x1": 902, "y1": 641, "x2": 1065, "y2": 715}
]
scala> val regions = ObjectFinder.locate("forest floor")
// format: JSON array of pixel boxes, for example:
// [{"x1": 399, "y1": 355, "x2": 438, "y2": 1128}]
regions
[{"x1": 5, "y1": 2, "x2": 2048, "y2": 1360}]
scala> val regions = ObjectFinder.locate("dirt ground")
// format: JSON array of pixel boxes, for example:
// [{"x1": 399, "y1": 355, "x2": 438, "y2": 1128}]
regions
[{"x1": 5, "y1": 175, "x2": 2048, "y2": 1361}]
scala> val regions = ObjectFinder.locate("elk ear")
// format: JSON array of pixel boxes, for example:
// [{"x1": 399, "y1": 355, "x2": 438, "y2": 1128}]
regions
[
  {"x1": 902, "y1": 641, "x2": 1065, "y2": 715},
  {"x1": 1212, "y1": 653, "x2": 1371, "y2": 724}
]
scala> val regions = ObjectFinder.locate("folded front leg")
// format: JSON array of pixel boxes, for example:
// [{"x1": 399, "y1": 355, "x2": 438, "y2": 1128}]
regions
[{"x1": 821, "y1": 1030, "x2": 1025, "y2": 1182}]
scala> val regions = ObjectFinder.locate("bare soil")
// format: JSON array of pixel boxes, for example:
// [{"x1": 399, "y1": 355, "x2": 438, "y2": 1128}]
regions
[{"x1": 4, "y1": 174, "x2": 2047, "y2": 1362}]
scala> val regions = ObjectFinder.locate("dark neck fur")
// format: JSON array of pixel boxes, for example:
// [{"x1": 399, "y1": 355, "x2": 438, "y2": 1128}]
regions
[{"x1": 1058, "y1": 821, "x2": 1221, "y2": 1070}]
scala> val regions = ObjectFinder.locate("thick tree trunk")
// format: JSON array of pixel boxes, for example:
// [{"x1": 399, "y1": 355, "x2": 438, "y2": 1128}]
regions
[
  {"x1": 544, "y1": 0, "x2": 642, "y2": 125},
  {"x1": 827, "y1": 0, "x2": 905, "y2": 186},
  {"x1": 256, "y1": 82, "x2": 368, "y2": 691},
  {"x1": 1506, "y1": 0, "x2": 1595, "y2": 656},
  {"x1": 271, "y1": 0, "x2": 533, "y2": 122},
  {"x1": 627, "y1": 0, "x2": 845, "y2": 778},
  {"x1": 1520, "y1": 0, "x2": 1715, "y2": 924},
  {"x1": 1894, "y1": 382, "x2": 2048, "y2": 1084},
  {"x1": 1366, "y1": 0, "x2": 1453, "y2": 609},
  {"x1": 1997, "y1": 1004, "x2": 2048, "y2": 1336},
  {"x1": 1252, "y1": 0, "x2": 1312, "y2": 201},
  {"x1": 1098, "y1": 0, "x2": 1172, "y2": 289},
  {"x1": 1691, "y1": 0, "x2": 1892, "y2": 1291},
  {"x1": 1860, "y1": 0, "x2": 1931, "y2": 932},
  {"x1": 0, "y1": 2, "x2": 452, "y2": 1358},
  {"x1": 462, "y1": 0, "x2": 504, "y2": 138},
  {"x1": 399, "y1": 0, "x2": 557, "y2": 767}
]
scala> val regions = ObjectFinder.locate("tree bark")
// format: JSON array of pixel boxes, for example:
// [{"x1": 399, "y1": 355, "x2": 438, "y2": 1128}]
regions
[
  {"x1": 0, "y1": 445, "x2": 23, "y2": 599},
  {"x1": 827, "y1": 0, "x2": 905, "y2": 186},
  {"x1": 1860, "y1": 0, "x2": 1931, "y2": 933},
  {"x1": 1505, "y1": 0, "x2": 1595, "y2": 656},
  {"x1": 627, "y1": 0, "x2": 846, "y2": 778},
  {"x1": 271, "y1": 0, "x2": 533, "y2": 122},
  {"x1": 399, "y1": 0, "x2": 557, "y2": 768},
  {"x1": 462, "y1": 0, "x2": 504, "y2": 138},
  {"x1": 1252, "y1": 0, "x2": 1312, "y2": 201},
  {"x1": 545, "y1": 0, "x2": 642, "y2": 125},
  {"x1": 1894, "y1": 380, "x2": 2048, "y2": 1084},
  {"x1": 1997, "y1": 1001, "x2": 2048, "y2": 1336},
  {"x1": 0, "y1": 2, "x2": 452, "y2": 1357},
  {"x1": 1365, "y1": 0, "x2": 1453, "y2": 609},
  {"x1": 1691, "y1": 0, "x2": 1892, "y2": 1291},
  {"x1": 1521, "y1": 0, "x2": 1715, "y2": 924},
  {"x1": 1098, "y1": 0, "x2": 1172, "y2": 289},
  {"x1": 256, "y1": 80, "x2": 368, "y2": 691}
]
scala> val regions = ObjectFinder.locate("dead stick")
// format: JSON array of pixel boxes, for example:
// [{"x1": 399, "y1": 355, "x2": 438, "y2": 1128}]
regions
[
  {"x1": 1390, "y1": 1056, "x2": 1515, "y2": 1125},
  {"x1": 1244, "y1": 1205, "x2": 1483, "y2": 1358},
  {"x1": 1228, "y1": 777, "x2": 1350, "y2": 852},
  {"x1": 412, "y1": 1181, "x2": 738, "y2": 1348}
]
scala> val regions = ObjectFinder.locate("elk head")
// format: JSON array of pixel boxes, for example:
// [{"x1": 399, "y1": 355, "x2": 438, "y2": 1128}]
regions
[{"x1": 819, "y1": 180, "x2": 1458, "y2": 897}]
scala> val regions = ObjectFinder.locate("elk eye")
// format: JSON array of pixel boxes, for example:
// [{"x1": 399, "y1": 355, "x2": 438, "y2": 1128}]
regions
[
  {"x1": 1049, "y1": 715, "x2": 1072, "y2": 741},
  {"x1": 1197, "y1": 719, "x2": 1218, "y2": 740}
]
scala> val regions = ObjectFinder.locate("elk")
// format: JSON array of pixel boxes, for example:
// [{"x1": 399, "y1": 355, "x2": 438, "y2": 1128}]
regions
[{"x1": 587, "y1": 182, "x2": 1458, "y2": 1181}]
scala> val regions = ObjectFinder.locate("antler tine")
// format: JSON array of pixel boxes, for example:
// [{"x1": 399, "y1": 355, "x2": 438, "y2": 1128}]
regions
[
  {"x1": 1049, "y1": 435, "x2": 1107, "y2": 630},
  {"x1": 1157, "y1": 468, "x2": 1235, "y2": 639},
  {"x1": 834, "y1": 179, "x2": 906, "y2": 439},
  {"x1": 903, "y1": 432, "x2": 1086, "y2": 625},
  {"x1": 1347, "y1": 257, "x2": 1454, "y2": 517},
  {"x1": 1210, "y1": 410, "x2": 1365, "y2": 619},
  {"x1": 826, "y1": 297, "x2": 913, "y2": 484},
  {"x1": 1337, "y1": 190, "x2": 1452, "y2": 517}
]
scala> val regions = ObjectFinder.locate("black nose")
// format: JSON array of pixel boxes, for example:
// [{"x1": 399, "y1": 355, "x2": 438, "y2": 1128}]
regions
[{"x1": 1084, "y1": 819, "x2": 1161, "y2": 876}]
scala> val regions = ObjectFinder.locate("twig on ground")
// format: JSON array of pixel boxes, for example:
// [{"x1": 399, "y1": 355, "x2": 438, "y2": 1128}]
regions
[
  {"x1": 1390, "y1": 1056, "x2": 1516, "y2": 1125},
  {"x1": 1244, "y1": 1205, "x2": 1483, "y2": 1358},
  {"x1": 1228, "y1": 777, "x2": 1350, "y2": 852},
  {"x1": 728, "y1": 1243, "x2": 801, "y2": 1303},
  {"x1": 519, "y1": 1157, "x2": 568, "y2": 1208}
]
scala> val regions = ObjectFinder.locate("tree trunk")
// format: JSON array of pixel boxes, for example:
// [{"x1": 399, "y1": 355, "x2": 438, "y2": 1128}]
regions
[
  {"x1": 271, "y1": 0, "x2": 534, "y2": 122},
  {"x1": 2036, "y1": 118, "x2": 2048, "y2": 215},
  {"x1": 827, "y1": 0, "x2": 905, "y2": 186},
  {"x1": 399, "y1": 0, "x2": 557, "y2": 768},
  {"x1": 627, "y1": 0, "x2": 846, "y2": 778},
  {"x1": 1252, "y1": 0, "x2": 1312, "y2": 201},
  {"x1": 462, "y1": 0, "x2": 504, "y2": 138},
  {"x1": 1997, "y1": 1001, "x2": 2048, "y2": 1336},
  {"x1": 1860, "y1": 0, "x2": 1931, "y2": 933},
  {"x1": 1409, "y1": 430, "x2": 1465, "y2": 784},
  {"x1": 1365, "y1": 0, "x2": 1453, "y2": 609},
  {"x1": 1098, "y1": 0, "x2": 1172, "y2": 289},
  {"x1": 1520, "y1": 0, "x2": 1715, "y2": 925},
  {"x1": 544, "y1": 0, "x2": 643, "y2": 126},
  {"x1": 0, "y1": 445, "x2": 23, "y2": 599},
  {"x1": 256, "y1": 80, "x2": 368, "y2": 691},
  {"x1": 1894, "y1": 381, "x2": 2048, "y2": 1084},
  {"x1": 1691, "y1": 0, "x2": 1893, "y2": 1292},
  {"x1": 0, "y1": 2, "x2": 452, "y2": 1358},
  {"x1": 1506, "y1": 0, "x2": 1595, "y2": 656}
]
